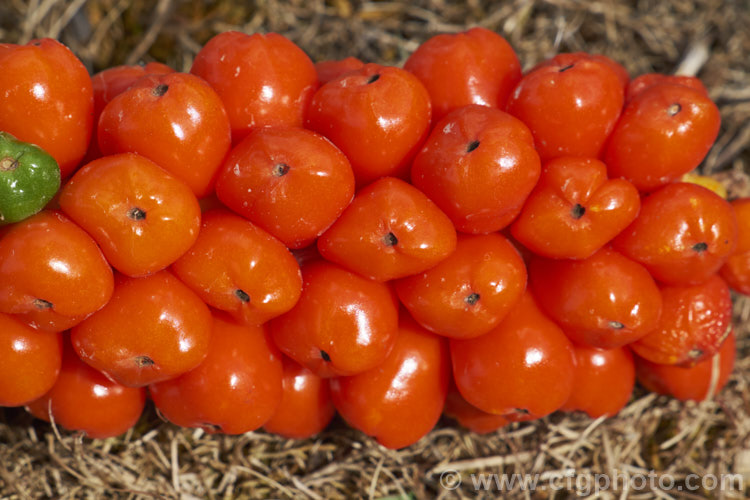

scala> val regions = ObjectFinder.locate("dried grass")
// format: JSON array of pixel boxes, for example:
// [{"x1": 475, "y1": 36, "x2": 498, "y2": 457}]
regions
[{"x1": 1, "y1": 0, "x2": 749, "y2": 498}]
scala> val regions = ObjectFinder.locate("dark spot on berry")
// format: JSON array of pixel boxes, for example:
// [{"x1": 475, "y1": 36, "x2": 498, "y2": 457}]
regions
[
  {"x1": 465, "y1": 293, "x2": 480, "y2": 305},
  {"x1": 559, "y1": 64, "x2": 574, "y2": 72},
  {"x1": 235, "y1": 289, "x2": 250, "y2": 303},
  {"x1": 668, "y1": 103, "x2": 682, "y2": 116},
  {"x1": 33, "y1": 299, "x2": 53, "y2": 310},
  {"x1": 366, "y1": 74, "x2": 380, "y2": 84},
  {"x1": 152, "y1": 84, "x2": 169, "y2": 97},
  {"x1": 128, "y1": 207, "x2": 147, "y2": 221},
  {"x1": 383, "y1": 232, "x2": 398, "y2": 247},
  {"x1": 692, "y1": 242, "x2": 708, "y2": 252},
  {"x1": 514, "y1": 408, "x2": 530, "y2": 415},
  {"x1": 570, "y1": 203, "x2": 586, "y2": 219},
  {"x1": 466, "y1": 140, "x2": 480, "y2": 153},
  {"x1": 134, "y1": 356, "x2": 154, "y2": 367},
  {"x1": 0, "y1": 153, "x2": 21, "y2": 172},
  {"x1": 320, "y1": 350, "x2": 331, "y2": 362},
  {"x1": 688, "y1": 348, "x2": 704, "y2": 359},
  {"x1": 272, "y1": 163, "x2": 290, "y2": 177},
  {"x1": 609, "y1": 321, "x2": 625, "y2": 330}
]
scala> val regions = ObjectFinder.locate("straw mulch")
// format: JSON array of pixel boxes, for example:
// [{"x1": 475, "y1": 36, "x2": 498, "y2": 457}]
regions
[{"x1": 1, "y1": 1, "x2": 749, "y2": 498}]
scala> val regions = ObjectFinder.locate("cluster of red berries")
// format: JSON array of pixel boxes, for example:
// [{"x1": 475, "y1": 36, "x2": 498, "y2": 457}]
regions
[{"x1": 0, "y1": 28, "x2": 745, "y2": 450}]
